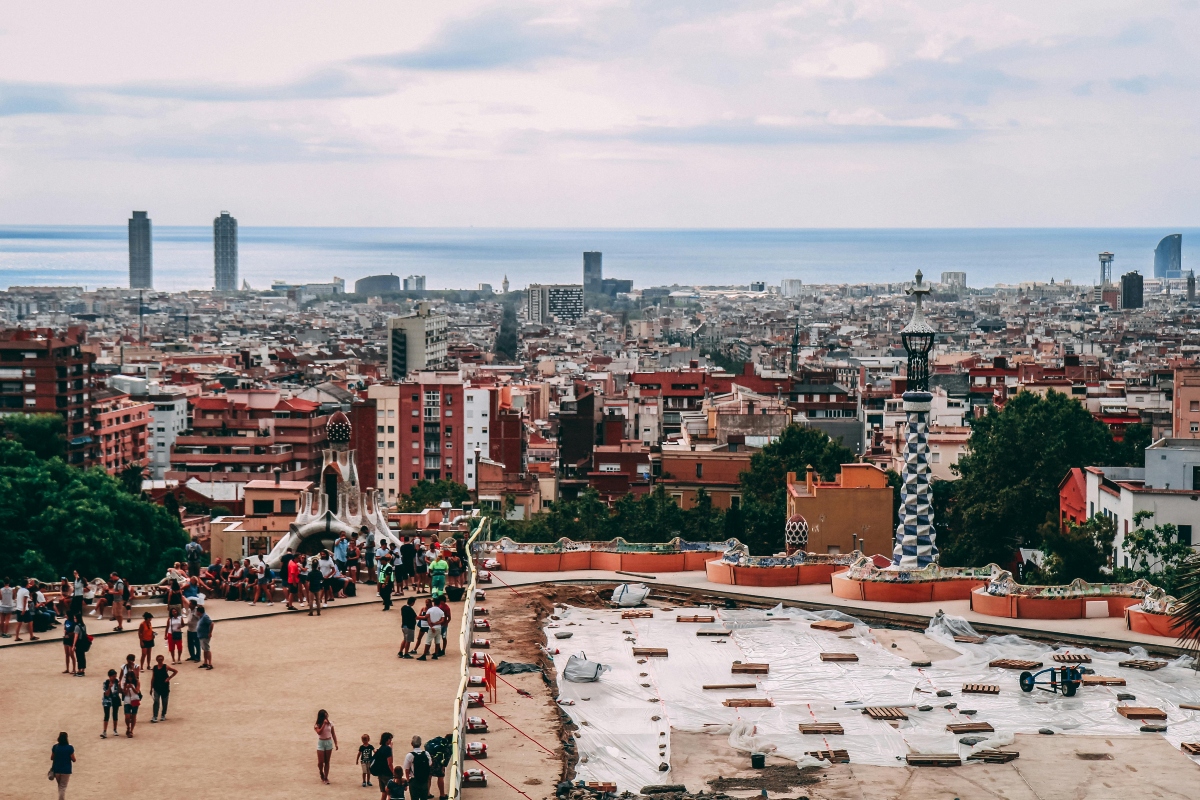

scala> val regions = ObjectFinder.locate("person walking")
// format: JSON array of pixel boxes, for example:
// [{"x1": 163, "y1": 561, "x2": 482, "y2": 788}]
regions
[
  {"x1": 0, "y1": 576, "x2": 14, "y2": 638},
  {"x1": 149, "y1": 654, "x2": 176, "y2": 722},
  {"x1": 398, "y1": 597, "x2": 417, "y2": 659},
  {"x1": 15, "y1": 577, "x2": 37, "y2": 641},
  {"x1": 372, "y1": 732, "x2": 395, "y2": 800},
  {"x1": 49, "y1": 732, "x2": 75, "y2": 800},
  {"x1": 403, "y1": 736, "x2": 432, "y2": 800},
  {"x1": 314, "y1": 709, "x2": 338, "y2": 784},
  {"x1": 122, "y1": 674, "x2": 141, "y2": 737},
  {"x1": 61, "y1": 613, "x2": 78, "y2": 675},
  {"x1": 429, "y1": 551, "x2": 448, "y2": 597},
  {"x1": 109, "y1": 573, "x2": 126, "y2": 632},
  {"x1": 165, "y1": 606, "x2": 184, "y2": 663},
  {"x1": 71, "y1": 614, "x2": 89, "y2": 677},
  {"x1": 101, "y1": 670, "x2": 121, "y2": 738},
  {"x1": 195, "y1": 604, "x2": 214, "y2": 670},
  {"x1": 378, "y1": 555, "x2": 395, "y2": 611},
  {"x1": 137, "y1": 612, "x2": 156, "y2": 669},
  {"x1": 307, "y1": 557, "x2": 324, "y2": 616},
  {"x1": 184, "y1": 599, "x2": 202, "y2": 662}
]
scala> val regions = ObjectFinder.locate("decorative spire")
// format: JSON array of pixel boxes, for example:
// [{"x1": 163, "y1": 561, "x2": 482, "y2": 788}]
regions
[{"x1": 902, "y1": 270, "x2": 934, "y2": 334}]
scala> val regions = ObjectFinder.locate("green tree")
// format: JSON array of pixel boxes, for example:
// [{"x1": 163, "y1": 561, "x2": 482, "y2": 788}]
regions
[
  {"x1": 1109, "y1": 422, "x2": 1153, "y2": 467},
  {"x1": 0, "y1": 412, "x2": 66, "y2": 461},
  {"x1": 1034, "y1": 513, "x2": 1116, "y2": 583},
  {"x1": 494, "y1": 304, "x2": 519, "y2": 362},
  {"x1": 119, "y1": 462, "x2": 146, "y2": 496},
  {"x1": 1111, "y1": 510, "x2": 1194, "y2": 593},
  {"x1": 395, "y1": 479, "x2": 471, "y2": 512},
  {"x1": 938, "y1": 390, "x2": 1118, "y2": 567}
]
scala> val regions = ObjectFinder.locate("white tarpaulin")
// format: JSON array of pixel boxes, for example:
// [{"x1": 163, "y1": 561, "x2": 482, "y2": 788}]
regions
[{"x1": 549, "y1": 604, "x2": 1200, "y2": 792}]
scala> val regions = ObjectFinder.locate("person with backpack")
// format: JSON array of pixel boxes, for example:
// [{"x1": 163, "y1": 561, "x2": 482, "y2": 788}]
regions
[
  {"x1": 403, "y1": 736, "x2": 432, "y2": 800},
  {"x1": 71, "y1": 613, "x2": 90, "y2": 677},
  {"x1": 137, "y1": 612, "x2": 156, "y2": 669},
  {"x1": 372, "y1": 732, "x2": 395, "y2": 800},
  {"x1": 251, "y1": 555, "x2": 274, "y2": 606},
  {"x1": 100, "y1": 670, "x2": 121, "y2": 738},
  {"x1": 185, "y1": 536, "x2": 204, "y2": 578},
  {"x1": 424, "y1": 734, "x2": 453, "y2": 800},
  {"x1": 109, "y1": 573, "x2": 127, "y2": 632}
]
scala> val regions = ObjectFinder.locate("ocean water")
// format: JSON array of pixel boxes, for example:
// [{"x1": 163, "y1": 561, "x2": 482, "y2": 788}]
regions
[{"x1": 0, "y1": 226, "x2": 1195, "y2": 292}]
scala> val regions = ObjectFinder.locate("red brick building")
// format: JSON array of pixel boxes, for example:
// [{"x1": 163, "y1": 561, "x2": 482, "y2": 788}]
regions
[
  {"x1": 367, "y1": 373, "x2": 466, "y2": 500},
  {"x1": 91, "y1": 387, "x2": 151, "y2": 474}
]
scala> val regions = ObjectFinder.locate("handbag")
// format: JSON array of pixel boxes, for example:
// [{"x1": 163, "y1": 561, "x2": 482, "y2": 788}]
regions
[{"x1": 48, "y1": 768, "x2": 55, "y2": 781}]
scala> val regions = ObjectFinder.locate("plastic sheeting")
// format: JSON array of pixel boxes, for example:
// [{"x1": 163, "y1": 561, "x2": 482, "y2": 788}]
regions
[
  {"x1": 549, "y1": 604, "x2": 1200, "y2": 792},
  {"x1": 564, "y1": 653, "x2": 610, "y2": 683},
  {"x1": 611, "y1": 583, "x2": 651, "y2": 607}
]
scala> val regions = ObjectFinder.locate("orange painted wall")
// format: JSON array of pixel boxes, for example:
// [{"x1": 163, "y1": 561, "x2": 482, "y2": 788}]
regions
[{"x1": 1127, "y1": 608, "x2": 1187, "y2": 638}]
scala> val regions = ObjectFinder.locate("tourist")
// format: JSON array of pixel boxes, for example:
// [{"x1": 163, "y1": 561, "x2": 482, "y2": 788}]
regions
[
  {"x1": 454, "y1": 536, "x2": 468, "y2": 587},
  {"x1": 149, "y1": 654, "x2": 176, "y2": 722},
  {"x1": 285, "y1": 550, "x2": 301, "y2": 610},
  {"x1": 307, "y1": 557, "x2": 324, "y2": 615},
  {"x1": 118, "y1": 652, "x2": 141, "y2": 690},
  {"x1": 101, "y1": 669, "x2": 121, "y2": 738},
  {"x1": 413, "y1": 542, "x2": 429, "y2": 593},
  {"x1": 184, "y1": 598, "x2": 202, "y2": 662},
  {"x1": 195, "y1": 603, "x2": 214, "y2": 669},
  {"x1": 185, "y1": 535, "x2": 204, "y2": 577},
  {"x1": 446, "y1": 552, "x2": 462, "y2": 590},
  {"x1": 231, "y1": 559, "x2": 251, "y2": 601},
  {"x1": 0, "y1": 576, "x2": 14, "y2": 637},
  {"x1": 318, "y1": 550, "x2": 336, "y2": 604},
  {"x1": 49, "y1": 732, "x2": 75, "y2": 800},
  {"x1": 357, "y1": 733, "x2": 376, "y2": 787},
  {"x1": 314, "y1": 709, "x2": 338, "y2": 784},
  {"x1": 378, "y1": 554, "x2": 395, "y2": 611},
  {"x1": 165, "y1": 579, "x2": 184, "y2": 617},
  {"x1": 15, "y1": 577, "x2": 37, "y2": 641},
  {"x1": 56, "y1": 576, "x2": 73, "y2": 618},
  {"x1": 386, "y1": 766, "x2": 408, "y2": 800},
  {"x1": 374, "y1": 539, "x2": 389, "y2": 590},
  {"x1": 71, "y1": 613, "x2": 89, "y2": 677},
  {"x1": 109, "y1": 572, "x2": 126, "y2": 632},
  {"x1": 364, "y1": 526, "x2": 377, "y2": 584},
  {"x1": 434, "y1": 594, "x2": 451, "y2": 657},
  {"x1": 425, "y1": 734, "x2": 452, "y2": 800},
  {"x1": 399, "y1": 537, "x2": 416, "y2": 592},
  {"x1": 251, "y1": 554, "x2": 274, "y2": 606},
  {"x1": 413, "y1": 597, "x2": 431, "y2": 651},
  {"x1": 165, "y1": 606, "x2": 184, "y2": 663},
  {"x1": 347, "y1": 535, "x2": 360, "y2": 583},
  {"x1": 417, "y1": 600, "x2": 445, "y2": 661},
  {"x1": 372, "y1": 732, "x2": 395, "y2": 800},
  {"x1": 398, "y1": 597, "x2": 417, "y2": 659},
  {"x1": 333, "y1": 532, "x2": 349, "y2": 577},
  {"x1": 137, "y1": 612, "x2": 156, "y2": 669},
  {"x1": 122, "y1": 673, "x2": 141, "y2": 737},
  {"x1": 61, "y1": 612, "x2": 78, "y2": 675},
  {"x1": 90, "y1": 577, "x2": 110, "y2": 620},
  {"x1": 403, "y1": 735, "x2": 433, "y2": 800}
]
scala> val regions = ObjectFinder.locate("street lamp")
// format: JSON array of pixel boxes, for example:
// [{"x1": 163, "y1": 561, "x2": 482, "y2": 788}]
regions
[{"x1": 901, "y1": 270, "x2": 935, "y2": 392}]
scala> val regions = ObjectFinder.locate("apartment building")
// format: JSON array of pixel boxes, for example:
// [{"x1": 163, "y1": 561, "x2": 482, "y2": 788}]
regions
[
  {"x1": 91, "y1": 387, "x2": 151, "y2": 474},
  {"x1": 368, "y1": 372, "x2": 466, "y2": 500}
]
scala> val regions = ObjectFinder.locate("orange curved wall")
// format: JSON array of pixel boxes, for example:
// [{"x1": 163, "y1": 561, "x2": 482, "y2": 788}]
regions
[
  {"x1": 621, "y1": 553, "x2": 686, "y2": 573},
  {"x1": 499, "y1": 552, "x2": 563, "y2": 571},
  {"x1": 560, "y1": 551, "x2": 592, "y2": 571},
  {"x1": 972, "y1": 589, "x2": 1142, "y2": 620},
  {"x1": 1127, "y1": 608, "x2": 1186, "y2": 638},
  {"x1": 705, "y1": 560, "x2": 734, "y2": 584},
  {"x1": 589, "y1": 552, "x2": 622, "y2": 571},
  {"x1": 497, "y1": 549, "x2": 721, "y2": 572},
  {"x1": 830, "y1": 572, "x2": 865, "y2": 599},
  {"x1": 705, "y1": 562, "x2": 848, "y2": 587},
  {"x1": 830, "y1": 573, "x2": 982, "y2": 603}
]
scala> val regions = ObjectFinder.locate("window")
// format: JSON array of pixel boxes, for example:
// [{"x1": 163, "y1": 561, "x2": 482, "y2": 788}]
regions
[
  {"x1": 280, "y1": 499, "x2": 296, "y2": 515},
  {"x1": 377, "y1": 440, "x2": 384, "y2": 448},
  {"x1": 1179, "y1": 525, "x2": 1193, "y2": 545},
  {"x1": 252, "y1": 499, "x2": 274, "y2": 514},
  {"x1": 1193, "y1": 466, "x2": 1200, "y2": 491},
  {"x1": 445, "y1": 410, "x2": 453, "y2": 417},
  {"x1": 388, "y1": 457, "x2": 395, "y2": 465},
  {"x1": 387, "y1": 426, "x2": 395, "y2": 434},
  {"x1": 377, "y1": 457, "x2": 384, "y2": 465},
  {"x1": 1192, "y1": 422, "x2": 1199, "y2": 433},
  {"x1": 412, "y1": 395, "x2": 419, "y2": 402},
  {"x1": 412, "y1": 473, "x2": 419, "y2": 479},
  {"x1": 931, "y1": 452, "x2": 941, "y2": 463},
  {"x1": 377, "y1": 425, "x2": 384, "y2": 433},
  {"x1": 387, "y1": 441, "x2": 395, "y2": 449},
  {"x1": 378, "y1": 472, "x2": 384, "y2": 480},
  {"x1": 481, "y1": 427, "x2": 487, "y2": 434},
  {"x1": 670, "y1": 493, "x2": 683, "y2": 506},
  {"x1": 695, "y1": 462, "x2": 703, "y2": 478},
  {"x1": 378, "y1": 410, "x2": 385, "y2": 419},
  {"x1": 467, "y1": 395, "x2": 474, "y2": 403},
  {"x1": 445, "y1": 426, "x2": 453, "y2": 435},
  {"x1": 387, "y1": 409, "x2": 394, "y2": 418},
  {"x1": 412, "y1": 457, "x2": 419, "y2": 465},
  {"x1": 730, "y1": 495, "x2": 741, "y2": 510},
  {"x1": 1192, "y1": 400, "x2": 1199, "y2": 412},
  {"x1": 412, "y1": 425, "x2": 419, "y2": 433},
  {"x1": 412, "y1": 441, "x2": 419, "y2": 449},
  {"x1": 389, "y1": 473, "x2": 395, "y2": 480}
]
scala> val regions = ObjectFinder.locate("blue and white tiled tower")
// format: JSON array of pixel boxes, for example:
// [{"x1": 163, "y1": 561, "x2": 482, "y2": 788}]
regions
[{"x1": 893, "y1": 271, "x2": 939, "y2": 569}]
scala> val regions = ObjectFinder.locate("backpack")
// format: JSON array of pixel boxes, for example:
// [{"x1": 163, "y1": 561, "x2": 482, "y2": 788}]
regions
[
  {"x1": 409, "y1": 750, "x2": 431, "y2": 783},
  {"x1": 120, "y1": 580, "x2": 131, "y2": 602},
  {"x1": 425, "y1": 736, "x2": 452, "y2": 768}
]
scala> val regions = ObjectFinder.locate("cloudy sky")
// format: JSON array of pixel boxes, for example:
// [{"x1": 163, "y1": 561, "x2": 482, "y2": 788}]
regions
[{"x1": 0, "y1": 0, "x2": 1197, "y2": 227}]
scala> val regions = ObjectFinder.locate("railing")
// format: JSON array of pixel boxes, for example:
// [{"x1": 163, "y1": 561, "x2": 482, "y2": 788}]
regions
[
  {"x1": 477, "y1": 535, "x2": 739, "y2": 556},
  {"x1": 447, "y1": 515, "x2": 489, "y2": 800}
]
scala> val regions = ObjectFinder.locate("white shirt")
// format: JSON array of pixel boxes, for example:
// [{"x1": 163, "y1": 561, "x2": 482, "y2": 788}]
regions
[
  {"x1": 15, "y1": 586, "x2": 30, "y2": 611},
  {"x1": 318, "y1": 557, "x2": 335, "y2": 578},
  {"x1": 403, "y1": 748, "x2": 430, "y2": 775},
  {"x1": 426, "y1": 606, "x2": 445, "y2": 626}
]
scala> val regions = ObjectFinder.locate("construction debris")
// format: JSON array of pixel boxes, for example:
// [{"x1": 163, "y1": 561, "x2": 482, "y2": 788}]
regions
[
  {"x1": 1052, "y1": 653, "x2": 1092, "y2": 664},
  {"x1": 799, "y1": 722, "x2": 844, "y2": 735},
  {"x1": 946, "y1": 722, "x2": 994, "y2": 734},
  {"x1": 1117, "y1": 706, "x2": 1168, "y2": 720},
  {"x1": 820, "y1": 652, "x2": 859, "y2": 662},
  {"x1": 731, "y1": 663, "x2": 769, "y2": 674},
  {"x1": 989, "y1": 659, "x2": 1042, "y2": 670},
  {"x1": 632, "y1": 648, "x2": 668, "y2": 657},
  {"x1": 863, "y1": 707, "x2": 908, "y2": 721},
  {"x1": 810, "y1": 619, "x2": 855, "y2": 632},
  {"x1": 722, "y1": 698, "x2": 774, "y2": 707},
  {"x1": 906, "y1": 753, "x2": 962, "y2": 767},
  {"x1": 962, "y1": 684, "x2": 1000, "y2": 695},
  {"x1": 676, "y1": 615, "x2": 715, "y2": 623},
  {"x1": 1119, "y1": 659, "x2": 1168, "y2": 671},
  {"x1": 968, "y1": 750, "x2": 1020, "y2": 764}
]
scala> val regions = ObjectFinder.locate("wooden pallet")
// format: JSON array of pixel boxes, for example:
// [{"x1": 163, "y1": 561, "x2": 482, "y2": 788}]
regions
[
  {"x1": 1113, "y1": 705, "x2": 1161, "y2": 719},
  {"x1": 1081, "y1": 675, "x2": 1126, "y2": 686},
  {"x1": 702, "y1": 683, "x2": 757, "y2": 690},
  {"x1": 697, "y1": 630, "x2": 732, "y2": 637},
  {"x1": 963, "y1": 684, "x2": 1000, "y2": 695},
  {"x1": 1052, "y1": 653, "x2": 1092, "y2": 664},
  {"x1": 954, "y1": 635, "x2": 987, "y2": 644},
  {"x1": 799, "y1": 722, "x2": 844, "y2": 735},
  {"x1": 632, "y1": 648, "x2": 668, "y2": 657},
  {"x1": 806, "y1": 749, "x2": 850, "y2": 764},
  {"x1": 723, "y1": 698, "x2": 774, "y2": 708},
  {"x1": 821, "y1": 652, "x2": 859, "y2": 662},
  {"x1": 989, "y1": 659, "x2": 1042, "y2": 670},
  {"x1": 584, "y1": 782, "x2": 617, "y2": 793},
  {"x1": 946, "y1": 722, "x2": 994, "y2": 734},
  {"x1": 810, "y1": 619, "x2": 855, "y2": 632},
  {"x1": 864, "y1": 707, "x2": 908, "y2": 721},
  {"x1": 906, "y1": 754, "x2": 962, "y2": 767},
  {"x1": 1181, "y1": 742, "x2": 1200, "y2": 755},
  {"x1": 1119, "y1": 659, "x2": 1167, "y2": 671},
  {"x1": 676, "y1": 615, "x2": 715, "y2": 623},
  {"x1": 621, "y1": 610, "x2": 654, "y2": 619},
  {"x1": 968, "y1": 750, "x2": 1019, "y2": 764},
  {"x1": 732, "y1": 663, "x2": 770, "y2": 674}
]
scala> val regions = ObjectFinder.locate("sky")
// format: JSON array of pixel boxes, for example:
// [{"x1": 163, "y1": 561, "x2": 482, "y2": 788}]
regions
[{"x1": 0, "y1": 0, "x2": 1198, "y2": 228}]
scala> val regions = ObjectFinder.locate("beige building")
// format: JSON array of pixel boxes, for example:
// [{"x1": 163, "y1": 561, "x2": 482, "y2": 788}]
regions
[
  {"x1": 387, "y1": 303, "x2": 448, "y2": 380},
  {"x1": 1173, "y1": 365, "x2": 1200, "y2": 438}
]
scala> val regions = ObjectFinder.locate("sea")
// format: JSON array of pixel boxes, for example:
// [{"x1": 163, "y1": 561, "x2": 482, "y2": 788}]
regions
[{"x1": 0, "y1": 226, "x2": 1196, "y2": 293}]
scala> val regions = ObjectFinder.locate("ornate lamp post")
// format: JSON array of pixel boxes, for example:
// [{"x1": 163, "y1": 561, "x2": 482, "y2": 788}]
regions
[{"x1": 892, "y1": 271, "x2": 939, "y2": 569}]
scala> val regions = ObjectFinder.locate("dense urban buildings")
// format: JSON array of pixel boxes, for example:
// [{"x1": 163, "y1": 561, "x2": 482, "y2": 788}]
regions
[
  {"x1": 214, "y1": 211, "x2": 238, "y2": 292},
  {"x1": 128, "y1": 211, "x2": 153, "y2": 290},
  {"x1": 527, "y1": 283, "x2": 584, "y2": 323}
]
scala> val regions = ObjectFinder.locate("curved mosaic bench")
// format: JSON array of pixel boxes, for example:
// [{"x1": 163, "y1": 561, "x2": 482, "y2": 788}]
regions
[
  {"x1": 705, "y1": 550, "x2": 862, "y2": 587},
  {"x1": 829, "y1": 557, "x2": 992, "y2": 602},
  {"x1": 971, "y1": 572, "x2": 1158, "y2": 620},
  {"x1": 475, "y1": 536, "x2": 738, "y2": 572},
  {"x1": 1125, "y1": 587, "x2": 1188, "y2": 638}
]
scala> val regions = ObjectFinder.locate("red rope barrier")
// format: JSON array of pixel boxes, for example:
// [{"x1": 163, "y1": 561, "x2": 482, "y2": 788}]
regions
[
  {"x1": 467, "y1": 754, "x2": 535, "y2": 800},
  {"x1": 485, "y1": 708, "x2": 558, "y2": 756},
  {"x1": 485, "y1": 571, "x2": 524, "y2": 596}
]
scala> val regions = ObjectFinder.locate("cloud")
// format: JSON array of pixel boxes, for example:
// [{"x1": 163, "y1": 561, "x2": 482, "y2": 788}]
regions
[
  {"x1": 575, "y1": 116, "x2": 969, "y2": 147},
  {"x1": 792, "y1": 43, "x2": 888, "y2": 80},
  {"x1": 0, "y1": 84, "x2": 81, "y2": 116},
  {"x1": 106, "y1": 67, "x2": 397, "y2": 103}
]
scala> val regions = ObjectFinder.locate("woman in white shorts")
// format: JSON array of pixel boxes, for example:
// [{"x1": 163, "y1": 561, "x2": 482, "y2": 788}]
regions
[{"x1": 314, "y1": 709, "x2": 338, "y2": 784}]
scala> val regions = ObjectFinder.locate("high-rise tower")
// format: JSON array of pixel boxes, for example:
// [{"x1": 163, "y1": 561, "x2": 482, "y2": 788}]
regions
[
  {"x1": 1098, "y1": 252, "x2": 1114, "y2": 287},
  {"x1": 214, "y1": 211, "x2": 238, "y2": 292},
  {"x1": 583, "y1": 251, "x2": 602, "y2": 305},
  {"x1": 128, "y1": 211, "x2": 153, "y2": 289},
  {"x1": 1154, "y1": 234, "x2": 1182, "y2": 279}
]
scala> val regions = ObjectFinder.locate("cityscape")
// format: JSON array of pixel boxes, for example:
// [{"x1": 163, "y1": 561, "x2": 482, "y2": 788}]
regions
[{"x1": 3, "y1": 3, "x2": 1200, "y2": 800}]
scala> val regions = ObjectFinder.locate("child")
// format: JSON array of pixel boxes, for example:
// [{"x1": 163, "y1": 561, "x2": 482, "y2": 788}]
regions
[
  {"x1": 385, "y1": 766, "x2": 407, "y2": 800},
  {"x1": 357, "y1": 733, "x2": 376, "y2": 787}
]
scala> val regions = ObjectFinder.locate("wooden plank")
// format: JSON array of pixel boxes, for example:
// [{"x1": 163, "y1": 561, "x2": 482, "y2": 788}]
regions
[
  {"x1": 799, "y1": 722, "x2": 844, "y2": 735},
  {"x1": 1180, "y1": 703, "x2": 1200, "y2": 711},
  {"x1": 906, "y1": 754, "x2": 962, "y2": 767},
  {"x1": 585, "y1": 783, "x2": 617, "y2": 793},
  {"x1": 1181, "y1": 742, "x2": 1200, "y2": 755},
  {"x1": 946, "y1": 722, "x2": 995, "y2": 734},
  {"x1": 968, "y1": 750, "x2": 1019, "y2": 764},
  {"x1": 864, "y1": 707, "x2": 908, "y2": 721},
  {"x1": 697, "y1": 630, "x2": 732, "y2": 637},
  {"x1": 1052, "y1": 653, "x2": 1092, "y2": 664},
  {"x1": 820, "y1": 652, "x2": 859, "y2": 662},
  {"x1": 989, "y1": 659, "x2": 1042, "y2": 670},
  {"x1": 1119, "y1": 659, "x2": 1167, "y2": 671},
  {"x1": 1117, "y1": 706, "x2": 1167, "y2": 720},
  {"x1": 806, "y1": 749, "x2": 850, "y2": 764},
  {"x1": 954, "y1": 635, "x2": 987, "y2": 644},
  {"x1": 621, "y1": 610, "x2": 654, "y2": 619},
  {"x1": 702, "y1": 683, "x2": 757, "y2": 690},
  {"x1": 723, "y1": 698, "x2": 774, "y2": 708},
  {"x1": 810, "y1": 619, "x2": 855, "y2": 632},
  {"x1": 1081, "y1": 675, "x2": 1126, "y2": 686},
  {"x1": 962, "y1": 684, "x2": 1000, "y2": 695},
  {"x1": 732, "y1": 663, "x2": 770, "y2": 674},
  {"x1": 632, "y1": 648, "x2": 668, "y2": 657},
  {"x1": 676, "y1": 615, "x2": 715, "y2": 623}
]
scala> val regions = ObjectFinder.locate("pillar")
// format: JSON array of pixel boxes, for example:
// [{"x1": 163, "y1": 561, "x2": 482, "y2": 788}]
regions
[{"x1": 892, "y1": 391, "x2": 937, "y2": 569}]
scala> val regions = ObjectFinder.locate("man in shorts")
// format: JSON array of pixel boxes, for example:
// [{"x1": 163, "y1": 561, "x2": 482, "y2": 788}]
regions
[
  {"x1": 398, "y1": 597, "x2": 417, "y2": 659},
  {"x1": 363, "y1": 527, "x2": 376, "y2": 584},
  {"x1": 14, "y1": 578, "x2": 35, "y2": 642},
  {"x1": 333, "y1": 533, "x2": 349, "y2": 576},
  {"x1": 417, "y1": 601, "x2": 445, "y2": 661},
  {"x1": 398, "y1": 537, "x2": 416, "y2": 592},
  {"x1": 109, "y1": 573, "x2": 126, "y2": 632},
  {"x1": 285, "y1": 550, "x2": 301, "y2": 610},
  {"x1": 195, "y1": 604, "x2": 214, "y2": 670}
]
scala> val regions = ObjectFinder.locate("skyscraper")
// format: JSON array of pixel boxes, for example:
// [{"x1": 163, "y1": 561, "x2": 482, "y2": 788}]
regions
[
  {"x1": 128, "y1": 211, "x2": 152, "y2": 289},
  {"x1": 214, "y1": 211, "x2": 238, "y2": 292},
  {"x1": 1154, "y1": 234, "x2": 1182, "y2": 279},
  {"x1": 1120, "y1": 271, "x2": 1143, "y2": 309},
  {"x1": 583, "y1": 251, "x2": 602, "y2": 305}
]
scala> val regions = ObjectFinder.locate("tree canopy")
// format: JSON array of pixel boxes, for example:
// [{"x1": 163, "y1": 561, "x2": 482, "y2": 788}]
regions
[
  {"x1": 0, "y1": 412, "x2": 66, "y2": 461},
  {"x1": 395, "y1": 479, "x2": 472, "y2": 514}
]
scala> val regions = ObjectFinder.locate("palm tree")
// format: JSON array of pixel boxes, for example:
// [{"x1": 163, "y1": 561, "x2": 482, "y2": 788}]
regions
[{"x1": 1173, "y1": 553, "x2": 1200, "y2": 656}]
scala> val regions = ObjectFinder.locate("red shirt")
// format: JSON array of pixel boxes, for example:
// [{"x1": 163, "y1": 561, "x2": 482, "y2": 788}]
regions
[
  {"x1": 287, "y1": 559, "x2": 301, "y2": 583},
  {"x1": 437, "y1": 601, "x2": 451, "y2": 626}
]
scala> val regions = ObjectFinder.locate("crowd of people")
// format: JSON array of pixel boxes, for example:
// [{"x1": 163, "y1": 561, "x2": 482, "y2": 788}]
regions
[{"x1": 315, "y1": 717, "x2": 454, "y2": 800}]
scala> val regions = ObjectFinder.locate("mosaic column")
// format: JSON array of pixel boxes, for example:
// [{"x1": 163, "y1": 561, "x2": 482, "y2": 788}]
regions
[{"x1": 892, "y1": 391, "x2": 937, "y2": 568}]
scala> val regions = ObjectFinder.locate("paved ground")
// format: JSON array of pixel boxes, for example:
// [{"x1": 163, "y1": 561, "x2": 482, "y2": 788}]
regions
[{"x1": 0, "y1": 595, "x2": 463, "y2": 800}]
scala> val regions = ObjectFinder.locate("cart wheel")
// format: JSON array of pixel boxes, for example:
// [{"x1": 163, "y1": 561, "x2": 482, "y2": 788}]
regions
[
  {"x1": 1019, "y1": 671, "x2": 1035, "y2": 692},
  {"x1": 1063, "y1": 667, "x2": 1081, "y2": 697},
  {"x1": 1064, "y1": 680, "x2": 1078, "y2": 697}
]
